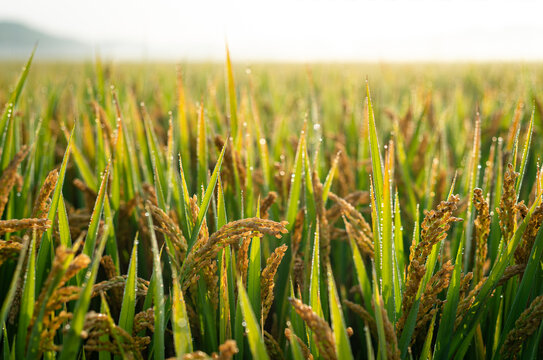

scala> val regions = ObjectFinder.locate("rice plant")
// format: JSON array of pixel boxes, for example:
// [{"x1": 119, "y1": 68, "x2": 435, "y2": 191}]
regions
[{"x1": 0, "y1": 50, "x2": 543, "y2": 359}]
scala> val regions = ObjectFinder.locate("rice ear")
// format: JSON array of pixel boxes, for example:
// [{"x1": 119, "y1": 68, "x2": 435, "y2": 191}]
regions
[
  {"x1": 497, "y1": 164, "x2": 520, "y2": 243},
  {"x1": 182, "y1": 217, "x2": 287, "y2": 291},
  {"x1": 289, "y1": 297, "x2": 337, "y2": 360},
  {"x1": 397, "y1": 195, "x2": 461, "y2": 334},
  {"x1": 0, "y1": 218, "x2": 51, "y2": 235},
  {"x1": 31, "y1": 169, "x2": 59, "y2": 219},
  {"x1": 261, "y1": 244, "x2": 288, "y2": 323},
  {"x1": 259, "y1": 191, "x2": 278, "y2": 219},
  {"x1": 0, "y1": 145, "x2": 30, "y2": 218},
  {"x1": 501, "y1": 295, "x2": 543, "y2": 358}
]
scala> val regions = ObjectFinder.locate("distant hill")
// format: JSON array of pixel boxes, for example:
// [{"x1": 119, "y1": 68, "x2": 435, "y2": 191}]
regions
[{"x1": 0, "y1": 21, "x2": 92, "y2": 59}]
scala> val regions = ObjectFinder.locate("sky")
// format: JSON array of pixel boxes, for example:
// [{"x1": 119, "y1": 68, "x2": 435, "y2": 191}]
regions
[{"x1": 3, "y1": 0, "x2": 543, "y2": 61}]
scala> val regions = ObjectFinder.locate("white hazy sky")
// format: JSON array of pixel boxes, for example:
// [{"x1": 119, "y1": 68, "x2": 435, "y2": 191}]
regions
[{"x1": 3, "y1": 0, "x2": 543, "y2": 61}]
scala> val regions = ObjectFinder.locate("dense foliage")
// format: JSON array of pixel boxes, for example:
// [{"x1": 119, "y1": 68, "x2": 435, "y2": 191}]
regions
[{"x1": 1, "y1": 51, "x2": 543, "y2": 359}]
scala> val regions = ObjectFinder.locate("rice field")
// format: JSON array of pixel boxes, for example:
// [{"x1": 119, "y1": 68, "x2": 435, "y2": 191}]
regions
[{"x1": 1, "y1": 50, "x2": 543, "y2": 359}]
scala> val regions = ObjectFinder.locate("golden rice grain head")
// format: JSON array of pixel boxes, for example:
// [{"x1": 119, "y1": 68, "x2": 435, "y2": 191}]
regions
[
  {"x1": 0, "y1": 240, "x2": 23, "y2": 266},
  {"x1": 289, "y1": 297, "x2": 336, "y2": 360},
  {"x1": 343, "y1": 215, "x2": 374, "y2": 259},
  {"x1": 515, "y1": 204, "x2": 543, "y2": 265},
  {"x1": 31, "y1": 169, "x2": 59, "y2": 219},
  {"x1": 259, "y1": 191, "x2": 278, "y2": 219},
  {"x1": 147, "y1": 201, "x2": 188, "y2": 256},
  {"x1": 133, "y1": 308, "x2": 155, "y2": 334},
  {"x1": 58, "y1": 253, "x2": 91, "y2": 288},
  {"x1": 497, "y1": 264, "x2": 526, "y2": 287},
  {"x1": 0, "y1": 218, "x2": 51, "y2": 235},
  {"x1": 497, "y1": 164, "x2": 520, "y2": 243},
  {"x1": 237, "y1": 236, "x2": 251, "y2": 288},
  {"x1": 397, "y1": 195, "x2": 461, "y2": 335},
  {"x1": 455, "y1": 276, "x2": 486, "y2": 329},
  {"x1": 0, "y1": 145, "x2": 30, "y2": 218},
  {"x1": 501, "y1": 295, "x2": 543, "y2": 358},
  {"x1": 326, "y1": 190, "x2": 370, "y2": 225},
  {"x1": 261, "y1": 244, "x2": 288, "y2": 323}
]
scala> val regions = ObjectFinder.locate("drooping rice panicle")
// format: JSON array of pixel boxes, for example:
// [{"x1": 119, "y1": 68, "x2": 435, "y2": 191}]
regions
[
  {"x1": 31, "y1": 169, "x2": 59, "y2": 219},
  {"x1": 91, "y1": 276, "x2": 149, "y2": 298},
  {"x1": 455, "y1": 277, "x2": 485, "y2": 329},
  {"x1": 0, "y1": 239, "x2": 23, "y2": 266},
  {"x1": 182, "y1": 218, "x2": 287, "y2": 291},
  {"x1": 289, "y1": 297, "x2": 337, "y2": 360},
  {"x1": 260, "y1": 191, "x2": 278, "y2": 219},
  {"x1": 261, "y1": 244, "x2": 288, "y2": 323},
  {"x1": 0, "y1": 218, "x2": 51, "y2": 235},
  {"x1": 326, "y1": 191, "x2": 370, "y2": 225},
  {"x1": 237, "y1": 236, "x2": 251, "y2": 287},
  {"x1": 514, "y1": 204, "x2": 543, "y2": 265},
  {"x1": 0, "y1": 145, "x2": 29, "y2": 217},
  {"x1": 133, "y1": 308, "x2": 155, "y2": 334},
  {"x1": 147, "y1": 201, "x2": 188, "y2": 260},
  {"x1": 501, "y1": 295, "x2": 543, "y2": 358}
]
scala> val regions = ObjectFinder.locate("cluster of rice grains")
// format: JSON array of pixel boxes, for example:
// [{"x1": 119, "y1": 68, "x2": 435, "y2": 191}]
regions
[{"x1": 2, "y1": 55, "x2": 543, "y2": 360}]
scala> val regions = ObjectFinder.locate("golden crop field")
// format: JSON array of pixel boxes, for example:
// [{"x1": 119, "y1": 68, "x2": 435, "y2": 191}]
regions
[{"x1": 1, "y1": 52, "x2": 543, "y2": 359}]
